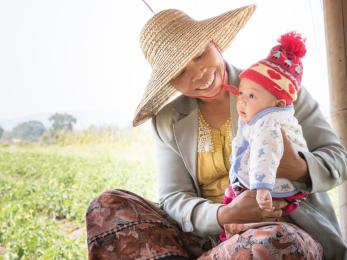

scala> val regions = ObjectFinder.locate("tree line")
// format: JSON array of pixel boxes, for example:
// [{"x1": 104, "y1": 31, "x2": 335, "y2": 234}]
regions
[{"x1": 0, "y1": 113, "x2": 77, "y2": 142}]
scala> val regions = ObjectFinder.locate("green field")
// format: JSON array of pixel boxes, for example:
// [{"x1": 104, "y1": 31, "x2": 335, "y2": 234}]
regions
[
  {"x1": 0, "y1": 129, "x2": 156, "y2": 259},
  {"x1": 0, "y1": 129, "x2": 340, "y2": 259}
]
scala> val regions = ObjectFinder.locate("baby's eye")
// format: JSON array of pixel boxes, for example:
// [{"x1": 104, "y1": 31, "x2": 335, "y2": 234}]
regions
[
  {"x1": 249, "y1": 93, "x2": 255, "y2": 99},
  {"x1": 239, "y1": 91, "x2": 243, "y2": 95}
]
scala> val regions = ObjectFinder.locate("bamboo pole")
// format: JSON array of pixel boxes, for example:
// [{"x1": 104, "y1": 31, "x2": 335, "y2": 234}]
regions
[{"x1": 323, "y1": 0, "x2": 347, "y2": 242}]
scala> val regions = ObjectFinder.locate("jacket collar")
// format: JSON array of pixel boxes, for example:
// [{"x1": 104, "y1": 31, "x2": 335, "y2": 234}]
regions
[
  {"x1": 173, "y1": 108, "x2": 200, "y2": 193},
  {"x1": 175, "y1": 95, "x2": 198, "y2": 115}
]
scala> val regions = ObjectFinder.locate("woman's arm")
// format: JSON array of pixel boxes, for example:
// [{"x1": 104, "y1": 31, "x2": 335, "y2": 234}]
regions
[
  {"x1": 279, "y1": 86, "x2": 347, "y2": 192},
  {"x1": 154, "y1": 136, "x2": 223, "y2": 236},
  {"x1": 152, "y1": 113, "x2": 223, "y2": 237},
  {"x1": 277, "y1": 130, "x2": 309, "y2": 182},
  {"x1": 152, "y1": 105, "x2": 289, "y2": 235}
]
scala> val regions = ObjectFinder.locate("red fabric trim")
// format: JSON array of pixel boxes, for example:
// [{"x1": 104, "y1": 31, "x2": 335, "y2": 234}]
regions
[{"x1": 240, "y1": 69, "x2": 293, "y2": 104}]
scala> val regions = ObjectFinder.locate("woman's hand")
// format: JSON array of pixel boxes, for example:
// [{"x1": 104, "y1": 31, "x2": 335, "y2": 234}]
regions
[
  {"x1": 217, "y1": 190, "x2": 287, "y2": 226},
  {"x1": 277, "y1": 129, "x2": 309, "y2": 182}
]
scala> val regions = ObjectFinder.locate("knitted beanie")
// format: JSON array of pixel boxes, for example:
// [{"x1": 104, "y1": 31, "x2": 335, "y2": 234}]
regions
[{"x1": 240, "y1": 32, "x2": 306, "y2": 104}]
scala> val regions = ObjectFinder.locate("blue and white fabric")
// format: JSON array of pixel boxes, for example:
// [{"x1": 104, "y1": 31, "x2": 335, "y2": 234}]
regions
[{"x1": 230, "y1": 105, "x2": 308, "y2": 198}]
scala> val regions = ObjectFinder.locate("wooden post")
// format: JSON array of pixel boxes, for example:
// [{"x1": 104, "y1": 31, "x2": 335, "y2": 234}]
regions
[{"x1": 323, "y1": 0, "x2": 347, "y2": 242}]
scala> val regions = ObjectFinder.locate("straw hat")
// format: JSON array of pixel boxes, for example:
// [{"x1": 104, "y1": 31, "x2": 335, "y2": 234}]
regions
[{"x1": 133, "y1": 5, "x2": 256, "y2": 126}]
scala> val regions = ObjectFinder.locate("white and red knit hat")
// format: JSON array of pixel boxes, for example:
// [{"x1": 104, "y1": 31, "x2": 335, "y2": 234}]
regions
[{"x1": 240, "y1": 32, "x2": 306, "y2": 104}]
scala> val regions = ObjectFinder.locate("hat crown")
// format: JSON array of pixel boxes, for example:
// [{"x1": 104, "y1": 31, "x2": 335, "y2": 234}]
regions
[
  {"x1": 140, "y1": 9, "x2": 195, "y2": 67},
  {"x1": 239, "y1": 32, "x2": 306, "y2": 104},
  {"x1": 266, "y1": 32, "x2": 306, "y2": 86}
]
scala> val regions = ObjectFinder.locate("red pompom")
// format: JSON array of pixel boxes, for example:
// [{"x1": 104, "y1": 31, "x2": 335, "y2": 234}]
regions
[{"x1": 278, "y1": 31, "x2": 306, "y2": 58}]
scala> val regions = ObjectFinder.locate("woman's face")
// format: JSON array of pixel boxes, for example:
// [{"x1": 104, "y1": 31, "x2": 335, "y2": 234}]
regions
[{"x1": 170, "y1": 42, "x2": 224, "y2": 99}]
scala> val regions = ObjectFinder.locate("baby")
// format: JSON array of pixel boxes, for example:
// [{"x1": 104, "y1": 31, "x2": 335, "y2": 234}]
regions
[{"x1": 224, "y1": 32, "x2": 308, "y2": 214}]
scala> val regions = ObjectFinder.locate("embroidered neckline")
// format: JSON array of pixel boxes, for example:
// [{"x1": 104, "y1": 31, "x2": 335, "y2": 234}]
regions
[
  {"x1": 198, "y1": 110, "x2": 230, "y2": 131},
  {"x1": 198, "y1": 110, "x2": 231, "y2": 153}
]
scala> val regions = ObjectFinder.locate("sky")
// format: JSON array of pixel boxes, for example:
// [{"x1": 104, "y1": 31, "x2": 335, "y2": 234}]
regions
[{"x1": 0, "y1": 0, "x2": 330, "y2": 129}]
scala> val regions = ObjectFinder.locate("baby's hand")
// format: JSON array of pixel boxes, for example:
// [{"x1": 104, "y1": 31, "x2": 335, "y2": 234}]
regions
[{"x1": 256, "y1": 189, "x2": 274, "y2": 212}]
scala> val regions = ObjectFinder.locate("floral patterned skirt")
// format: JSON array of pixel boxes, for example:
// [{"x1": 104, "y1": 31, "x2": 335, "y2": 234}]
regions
[
  {"x1": 201, "y1": 222, "x2": 323, "y2": 259},
  {"x1": 86, "y1": 189, "x2": 323, "y2": 260}
]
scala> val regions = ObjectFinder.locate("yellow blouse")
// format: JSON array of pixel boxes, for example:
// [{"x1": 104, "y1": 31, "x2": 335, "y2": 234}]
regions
[{"x1": 197, "y1": 110, "x2": 232, "y2": 203}]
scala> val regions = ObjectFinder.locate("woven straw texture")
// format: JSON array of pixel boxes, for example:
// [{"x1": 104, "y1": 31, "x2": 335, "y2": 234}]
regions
[{"x1": 133, "y1": 5, "x2": 256, "y2": 126}]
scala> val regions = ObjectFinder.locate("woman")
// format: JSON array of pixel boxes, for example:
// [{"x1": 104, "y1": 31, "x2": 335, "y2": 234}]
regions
[{"x1": 86, "y1": 5, "x2": 347, "y2": 259}]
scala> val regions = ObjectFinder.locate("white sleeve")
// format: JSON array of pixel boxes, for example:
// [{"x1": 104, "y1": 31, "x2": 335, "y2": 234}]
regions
[{"x1": 248, "y1": 117, "x2": 284, "y2": 191}]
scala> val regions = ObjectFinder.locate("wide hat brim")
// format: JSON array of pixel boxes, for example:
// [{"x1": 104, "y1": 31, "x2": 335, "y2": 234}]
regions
[{"x1": 133, "y1": 5, "x2": 256, "y2": 126}]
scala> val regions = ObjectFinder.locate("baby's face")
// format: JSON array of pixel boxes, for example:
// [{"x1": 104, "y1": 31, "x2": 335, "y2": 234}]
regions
[{"x1": 237, "y1": 78, "x2": 278, "y2": 123}]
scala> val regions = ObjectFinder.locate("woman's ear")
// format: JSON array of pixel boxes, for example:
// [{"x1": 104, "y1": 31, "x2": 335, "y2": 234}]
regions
[{"x1": 276, "y1": 99, "x2": 286, "y2": 107}]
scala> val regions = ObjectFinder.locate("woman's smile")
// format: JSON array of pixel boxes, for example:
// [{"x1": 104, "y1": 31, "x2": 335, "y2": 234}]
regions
[
  {"x1": 196, "y1": 73, "x2": 217, "y2": 95},
  {"x1": 170, "y1": 43, "x2": 224, "y2": 100},
  {"x1": 196, "y1": 71, "x2": 215, "y2": 90}
]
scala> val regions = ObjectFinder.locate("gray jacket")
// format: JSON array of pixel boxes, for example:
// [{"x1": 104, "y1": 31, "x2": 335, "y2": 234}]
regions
[{"x1": 152, "y1": 64, "x2": 347, "y2": 259}]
